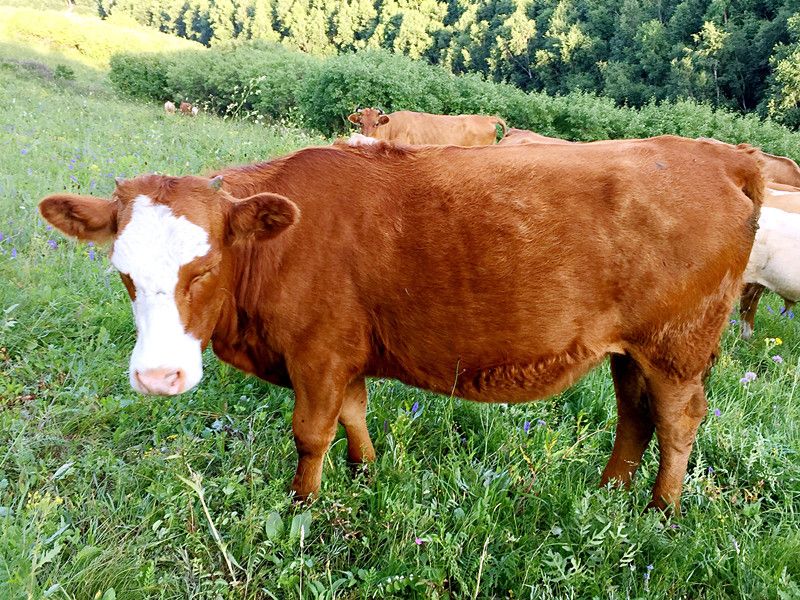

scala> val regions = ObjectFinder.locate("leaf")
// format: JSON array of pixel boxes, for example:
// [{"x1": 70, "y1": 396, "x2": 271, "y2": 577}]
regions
[
  {"x1": 52, "y1": 461, "x2": 74, "y2": 480},
  {"x1": 289, "y1": 510, "x2": 311, "y2": 541},
  {"x1": 101, "y1": 589, "x2": 116, "y2": 600},
  {"x1": 265, "y1": 511, "x2": 284, "y2": 541}
]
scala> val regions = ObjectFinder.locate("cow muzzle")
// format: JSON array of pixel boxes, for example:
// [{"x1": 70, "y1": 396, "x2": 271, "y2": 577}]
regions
[{"x1": 133, "y1": 367, "x2": 187, "y2": 396}]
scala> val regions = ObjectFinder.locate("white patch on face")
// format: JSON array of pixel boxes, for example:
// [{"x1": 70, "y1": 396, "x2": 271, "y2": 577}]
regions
[{"x1": 112, "y1": 194, "x2": 211, "y2": 394}]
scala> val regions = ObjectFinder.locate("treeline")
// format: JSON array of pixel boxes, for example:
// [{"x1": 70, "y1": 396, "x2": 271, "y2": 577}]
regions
[
  {"x1": 109, "y1": 43, "x2": 800, "y2": 160},
  {"x1": 91, "y1": 0, "x2": 800, "y2": 127}
]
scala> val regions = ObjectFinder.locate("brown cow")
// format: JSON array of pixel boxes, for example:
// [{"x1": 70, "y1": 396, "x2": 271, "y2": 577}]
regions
[
  {"x1": 39, "y1": 136, "x2": 762, "y2": 511},
  {"x1": 179, "y1": 101, "x2": 193, "y2": 115},
  {"x1": 498, "y1": 128, "x2": 574, "y2": 146},
  {"x1": 348, "y1": 107, "x2": 506, "y2": 145},
  {"x1": 698, "y1": 137, "x2": 800, "y2": 187}
]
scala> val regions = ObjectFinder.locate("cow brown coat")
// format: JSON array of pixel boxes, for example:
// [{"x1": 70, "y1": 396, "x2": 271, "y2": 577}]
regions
[
  {"x1": 40, "y1": 136, "x2": 762, "y2": 511},
  {"x1": 348, "y1": 108, "x2": 506, "y2": 145}
]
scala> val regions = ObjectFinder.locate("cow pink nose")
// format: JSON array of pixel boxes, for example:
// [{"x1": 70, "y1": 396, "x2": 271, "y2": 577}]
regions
[{"x1": 135, "y1": 368, "x2": 186, "y2": 395}]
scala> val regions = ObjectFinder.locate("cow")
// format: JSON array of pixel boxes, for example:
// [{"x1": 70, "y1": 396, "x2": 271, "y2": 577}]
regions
[
  {"x1": 39, "y1": 136, "x2": 762, "y2": 512},
  {"x1": 698, "y1": 138, "x2": 800, "y2": 188},
  {"x1": 739, "y1": 186, "x2": 800, "y2": 338},
  {"x1": 347, "y1": 107, "x2": 506, "y2": 146},
  {"x1": 498, "y1": 128, "x2": 574, "y2": 146},
  {"x1": 180, "y1": 101, "x2": 193, "y2": 115},
  {"x1": 164, "y1": 101, "x2": 176, "y2": 115},
  {"x1": 191, "y1": 105, "x2": 199, "y2": 117}
]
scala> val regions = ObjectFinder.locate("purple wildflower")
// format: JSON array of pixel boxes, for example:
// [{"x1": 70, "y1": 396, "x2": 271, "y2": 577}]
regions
[
  {"x1": 537, "y1": 419, "x2": 546, "y2": 427},
  {"x1": 88, "y1": 241, "x2": 95, "y2": 247},
  {"x1": 45, "y1": 225, "x2": 52, "y2": 231},
  {"x1": 739, "y1": 371, "x2": 757, "y2": 384},
  {"x1": 670, "y1": 523, "x2": 679, "y2": 529},
  {"x1": 20, "y1": 148, "x2": 28, "y2": 155},
  {"x1": 772, "y1": 355, "x2": 784, "y2": 364},
  {"x1": 47, "y1": 239, "x2": 57, "y2": 250},
  {"x1": 411, "y1": 401, "x2": 419, "y2": 415},
  {"x1": 767, "y1": 306, "x2": 775, "y2": 314},
  {"x1": 0, "y1": 232, "x2": 4, "y2": 242},
  {"x1": 70, "y1": 175, "x2": 78, "y2": 184},
  {"x1": 10, "y1": 248, "x2": 17, "y2": 259},
  {"x1": 707, "y1": 466, "x2": 714, "y2": 475},
  {"x1": 68, "y1": 164, "x2": 74, "y2": 170},
  {"x1": 523, "y1": 420, "x2": 531, "y2": 434},
  {"x1": 26, "y1": 168, "x2": 32, "y2": 176},
  {"x1": 713, "y1": 408, "x2": 721, "y2": 417},
  {"x1": 88, "y1": 248, "x2": 96, "y2": 261},
  {"x1": 644, "y1": 564, "x2": 653, "y2": 583},
  {"x1": 729, "y1": 319, "x2": 737, "y2": 325},
  {"x1": 414, "y1": 537, "x2": 423, "y2": 545}
]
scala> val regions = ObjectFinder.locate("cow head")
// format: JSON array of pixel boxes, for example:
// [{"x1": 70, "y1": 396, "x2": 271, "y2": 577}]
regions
[
  {"x1": 39, "y1": 174, "x2": 299, "y2": 396},
  {"x1": 347, "y1": 107, "x2": 389, "y2": 137}
]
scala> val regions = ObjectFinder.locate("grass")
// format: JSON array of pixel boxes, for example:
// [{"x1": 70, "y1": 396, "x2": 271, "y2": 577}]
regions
[{"x1": 1, "y1": 20, "x2": 800, "y2": 600}]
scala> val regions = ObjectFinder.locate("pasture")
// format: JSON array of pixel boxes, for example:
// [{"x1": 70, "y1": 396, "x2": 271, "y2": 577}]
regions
[{"x1": 1, "y1": 21, "x2": 800, "y2": 600}]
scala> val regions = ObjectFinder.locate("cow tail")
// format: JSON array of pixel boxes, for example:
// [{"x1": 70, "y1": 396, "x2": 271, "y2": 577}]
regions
[{"x1": 495, "y1": 117, "x2": 507, "y2": 140}]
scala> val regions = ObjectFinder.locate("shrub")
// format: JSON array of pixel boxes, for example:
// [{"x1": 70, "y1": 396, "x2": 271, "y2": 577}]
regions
[{"x1": 109, "y1": 52, "x2": 176, "y2": 101}]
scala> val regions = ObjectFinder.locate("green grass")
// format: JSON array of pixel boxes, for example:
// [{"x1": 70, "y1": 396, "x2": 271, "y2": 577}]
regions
[{"x1": 1, "y1": 31, "x2": 800, "y2": 600}]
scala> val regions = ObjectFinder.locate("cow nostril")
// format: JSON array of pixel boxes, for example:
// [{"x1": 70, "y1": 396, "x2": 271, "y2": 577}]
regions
[{"x1": 168, "y1": 369, "x2": 186, "y2": 391}]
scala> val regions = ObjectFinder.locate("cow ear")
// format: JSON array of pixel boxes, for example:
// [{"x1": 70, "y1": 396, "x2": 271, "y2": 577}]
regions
[
  {"x1": 378, "y1": 115, "x2": 390, "y2": 125},
  {"x1": 227, "y1": 193, "x2": 299, "y2": 242},
  {"x1": 39, "y1": 193, "x2": 117, "y2": 242},
  {"x1": 347, "y1": 113, "x2": 361, "y2": 124}
]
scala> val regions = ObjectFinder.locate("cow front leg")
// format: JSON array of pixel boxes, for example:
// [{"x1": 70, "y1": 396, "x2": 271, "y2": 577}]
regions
[
  {"x1": 290, "y1": 376, "x2": 346, "y2": 500},
  {"x1": 739, "y1": 283, "x2": 765, "y2": 339},
  {"x1": 339, "y1": 378, "x2": 375, "y2": 464}
]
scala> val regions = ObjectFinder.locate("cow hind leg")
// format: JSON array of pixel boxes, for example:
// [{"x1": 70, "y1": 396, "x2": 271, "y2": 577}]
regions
[
  {"x1": 740, "y1": 283, "x2": 765, "y2": 339},
  {"x1": 644, "y1": 372, "x2": 707, "y2": 512},
  {"x1": 600, "y1": 354, "x2": 654, "y2": 488},
  {"x1": 338, "y1": 378, "x2": 376, "y2": 464}
]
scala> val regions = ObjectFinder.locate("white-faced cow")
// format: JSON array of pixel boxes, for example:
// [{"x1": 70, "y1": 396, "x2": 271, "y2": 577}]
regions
[
  {"x1": 40, "y1": 136, "x2": 762, "y2": 511},
  {"x1": 347, "y1": 107, "x2": 507, "y2": 146}
]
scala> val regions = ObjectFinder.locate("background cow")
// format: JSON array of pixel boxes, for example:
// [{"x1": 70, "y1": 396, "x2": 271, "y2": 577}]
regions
[
  {"x1": 498, "y1": 127, "x2": 574, "y2": 146},
  {"x1": 348, "y1": 107, "x2": 506, "y2": 145},
  {"x1": 179, "y1": 101, "x2": 193, "y2": 115},
  {"x1": 39, "y1": 136, "x2": 761, "y2": 511},
  {"x1": 740, "y1": 186, "x2": 800, "y2": 337},
  {"x1": 164, "y1": 101, "x2": 176, "y2": 114}
]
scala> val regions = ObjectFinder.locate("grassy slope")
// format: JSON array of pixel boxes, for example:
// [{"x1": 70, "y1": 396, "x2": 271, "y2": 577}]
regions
[{"x1": 0, "y1": 12, "x2": 799, "y2": 600}]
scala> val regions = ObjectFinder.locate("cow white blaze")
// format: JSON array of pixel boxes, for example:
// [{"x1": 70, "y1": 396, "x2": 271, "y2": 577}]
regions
[{"x1": 111, "y1": 195, "x2": 211, "y2": 395}]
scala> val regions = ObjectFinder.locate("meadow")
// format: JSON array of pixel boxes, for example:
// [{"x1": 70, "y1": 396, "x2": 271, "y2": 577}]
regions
[{"x1": 1, "y1": 10, "x2": 800, "y2": 600}]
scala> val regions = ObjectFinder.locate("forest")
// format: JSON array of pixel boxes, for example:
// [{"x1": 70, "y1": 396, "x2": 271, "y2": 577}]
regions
[{"x1": 73, "y1": 0, "x2": 800, "y2": 128}]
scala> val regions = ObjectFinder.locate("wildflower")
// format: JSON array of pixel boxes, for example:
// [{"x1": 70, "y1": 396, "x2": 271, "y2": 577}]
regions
[
  {"x1": 767, "y1": 306, "x2": 775, "y2": 314},
  {"x1": 775, "y1": 338, "x2": 783, "y2": 346},
  {"x1": 729, "y1": 319, "x2": 737, "y2": 325},
  {"x1": 707, "y1": 466, "x2": 714, "y2": 475},
  {"x1": 88, "y1": 248, "x2": 95, "y2": 261},
  {"x1": 0, "y1": 232, "x2": 4, "y2": 242},
  {"x1": 47, "y1": 240, "x2": 57, "y2": 250},
  {"x1": 523, "y1": 420, "x2": 531, "y2": 434},
  {"x1": 772, "y1": 355, "x2": 784, "y2": 364},
  {"x1": 10, "y1": 248, "x2": 17, "y2": 259},
  {"x1": 644, "y1": 564, "x2": 653, "y2": 583},
  {"x1": 788, "y1": 310, "x2": 795, "y2": 320},
  {"x1": 537, "y1": 419, "x2": 546, "y2": 427},
  {"x1": 713, "y1": 408, "x2": 721, "y2": 417},
  {"x1": 45, "y1": 225, "x2": 52, "y2": 231},
  {"x1": 739, "y1": 371, "x2": 757, "y2": 384},
  {"x1": 20, "y1": 148, "x2": 28, "y2": 155},
  {"x1": 731, "y1": 537, "x2": 740, "y2": 554},
  {"x1": 414, "y1": 537, "x2": 424, "y2": 545},
  {"x1": 411, "y1": 401, "x2": 419, "y2": 415},
  {"x1": 70, "y1": 175, "x2": 78, "y2": 184},
  {"x1": 27, "y1": 168, "x2": 32, "y2": 176}
]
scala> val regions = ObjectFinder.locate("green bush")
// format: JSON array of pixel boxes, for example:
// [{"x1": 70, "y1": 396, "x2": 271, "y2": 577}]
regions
[
  {"x1": 108, "y1": 42, "x2": 800, "y2": 159},
  {"x1": 109, "y1": 52, "x2": 176, "y2": 101}
]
